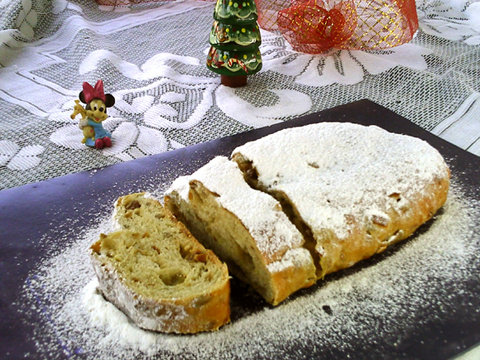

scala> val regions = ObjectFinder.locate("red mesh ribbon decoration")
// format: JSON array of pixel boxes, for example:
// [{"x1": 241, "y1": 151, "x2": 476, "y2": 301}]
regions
[
  {"x1": 257, "y1": 0, "x2": 419, "y2": 53},
  {"x1": 277, "y1": 0, "x2": 357, "y2": 53}
]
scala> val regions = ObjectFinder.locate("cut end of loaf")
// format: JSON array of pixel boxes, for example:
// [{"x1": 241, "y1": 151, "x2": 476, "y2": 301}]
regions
[
  {"x1": 90, "y1": 193, "x2": 230, "y2": 334},
  {"x1": 165, "y1": 158, "x2": 317, "y2": 306},
  {"x1": 91, "y1": 230, "x2": 225, "y2": 298}
]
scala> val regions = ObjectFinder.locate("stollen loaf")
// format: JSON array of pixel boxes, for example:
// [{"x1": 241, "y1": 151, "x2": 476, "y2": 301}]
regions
[{"x1": 232, "y1": 122, "x2": 450, "y2": 278}]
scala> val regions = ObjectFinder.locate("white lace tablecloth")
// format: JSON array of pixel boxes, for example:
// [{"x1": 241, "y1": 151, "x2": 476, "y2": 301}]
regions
[{"x1": 0, "y1": 0, "x2": 479, "y2": 191}]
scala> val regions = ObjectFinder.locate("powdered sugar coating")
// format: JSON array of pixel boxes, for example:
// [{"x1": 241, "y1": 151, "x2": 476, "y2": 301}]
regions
[
  {"x1": 266, "y1": 248, "x2": 313, "y2": 273},
  {"x1": 167, "y1": 156, "x2": 307, "y2": 264},
  {"x1": 232, "y1": 122, "x2": 450, "y2": 240},
  {"x1": 168, "y1": 176, "x2": 190, "y2": 201}
]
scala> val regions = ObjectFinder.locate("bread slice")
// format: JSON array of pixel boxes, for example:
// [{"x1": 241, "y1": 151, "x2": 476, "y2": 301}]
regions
[
  {"x1": 90, "y1": 193, "x2": 230, "y2": 334},
  {"x1": 165, "y1": 156, "x2": 316, "y2": 306},
  {"x1": 232, "y1": 122, "x2": 450, "y2": 279}
]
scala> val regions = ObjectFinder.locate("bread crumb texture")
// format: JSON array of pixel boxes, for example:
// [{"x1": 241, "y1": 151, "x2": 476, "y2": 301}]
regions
[{"x1": 90, "y1": 193, "x2": 230, "y2": 333}]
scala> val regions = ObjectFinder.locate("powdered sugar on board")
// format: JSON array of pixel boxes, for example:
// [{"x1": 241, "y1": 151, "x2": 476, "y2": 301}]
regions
[{"x1": 20, "y1": 178, "x2": 480, "y2": 359}]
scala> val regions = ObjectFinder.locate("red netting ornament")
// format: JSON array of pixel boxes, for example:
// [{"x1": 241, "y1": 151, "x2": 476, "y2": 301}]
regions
[{"x1": 257, "y1": 0, "x2": 418, "y2": 53}]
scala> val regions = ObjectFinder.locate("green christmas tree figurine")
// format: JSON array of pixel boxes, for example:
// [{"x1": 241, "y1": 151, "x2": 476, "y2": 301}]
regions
[{"x1": 207, "y1": 0, "x2": 262, "y2": 87}]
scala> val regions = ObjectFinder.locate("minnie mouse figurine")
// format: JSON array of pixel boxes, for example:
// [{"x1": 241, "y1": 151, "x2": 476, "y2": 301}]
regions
[{"x1": 71, "y1": 80, "x2": 115, "y2": 149}]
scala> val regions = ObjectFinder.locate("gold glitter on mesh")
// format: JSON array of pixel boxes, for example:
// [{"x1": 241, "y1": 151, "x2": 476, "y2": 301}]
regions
[{"x1": 257, "y1": 0, "x2": 418, "y2": 53}]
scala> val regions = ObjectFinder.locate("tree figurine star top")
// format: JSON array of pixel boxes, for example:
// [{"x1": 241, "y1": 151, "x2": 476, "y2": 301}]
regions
[{"x1": 207, "y1": 0, "x2": 262, "y2": 87}]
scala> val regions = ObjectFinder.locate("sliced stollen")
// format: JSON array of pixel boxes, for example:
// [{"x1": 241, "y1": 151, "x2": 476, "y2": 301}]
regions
[
  {"x1": 164, "y1": 156, "x2": 317, "y2": 306},
  {"x1": 232, "y1": 122, "x2": 450, "y2": 279},
  {"x1": 90, "y1": 193, "x2": 230, "y2": 334}
]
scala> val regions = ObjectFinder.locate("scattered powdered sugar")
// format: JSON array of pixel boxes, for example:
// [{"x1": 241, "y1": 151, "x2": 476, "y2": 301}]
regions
[
  {"x1": 21, "y1": 179, "x2": 480, "y2": 359},
  {"x1": 81, "y1": 279, "x2": 161, "y2": 356}
]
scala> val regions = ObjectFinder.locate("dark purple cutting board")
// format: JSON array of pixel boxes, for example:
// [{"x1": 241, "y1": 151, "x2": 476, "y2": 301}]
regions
[{"x1": 1, "y1": 100, "x2": 479, "y2": 359}]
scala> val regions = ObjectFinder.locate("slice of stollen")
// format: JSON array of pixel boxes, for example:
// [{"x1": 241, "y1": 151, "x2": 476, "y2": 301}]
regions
[
  {"x1": 90, "y1": 193, "x2": 230, "y2": 334},
  {"x1": 232, "y1": 122, "x2": 450, "y2": 279},
  {"x1": 164, "y1": 156, "x2": 316, "y2": 306}
]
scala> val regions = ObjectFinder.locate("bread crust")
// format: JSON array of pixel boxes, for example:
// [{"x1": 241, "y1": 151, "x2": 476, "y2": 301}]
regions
[
  {"x1": 313, "y1": 174, "x2": 450, "y2": 276},
  {"x1": 90, "y1": 193, "x2": 230, "y2": 334}
]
